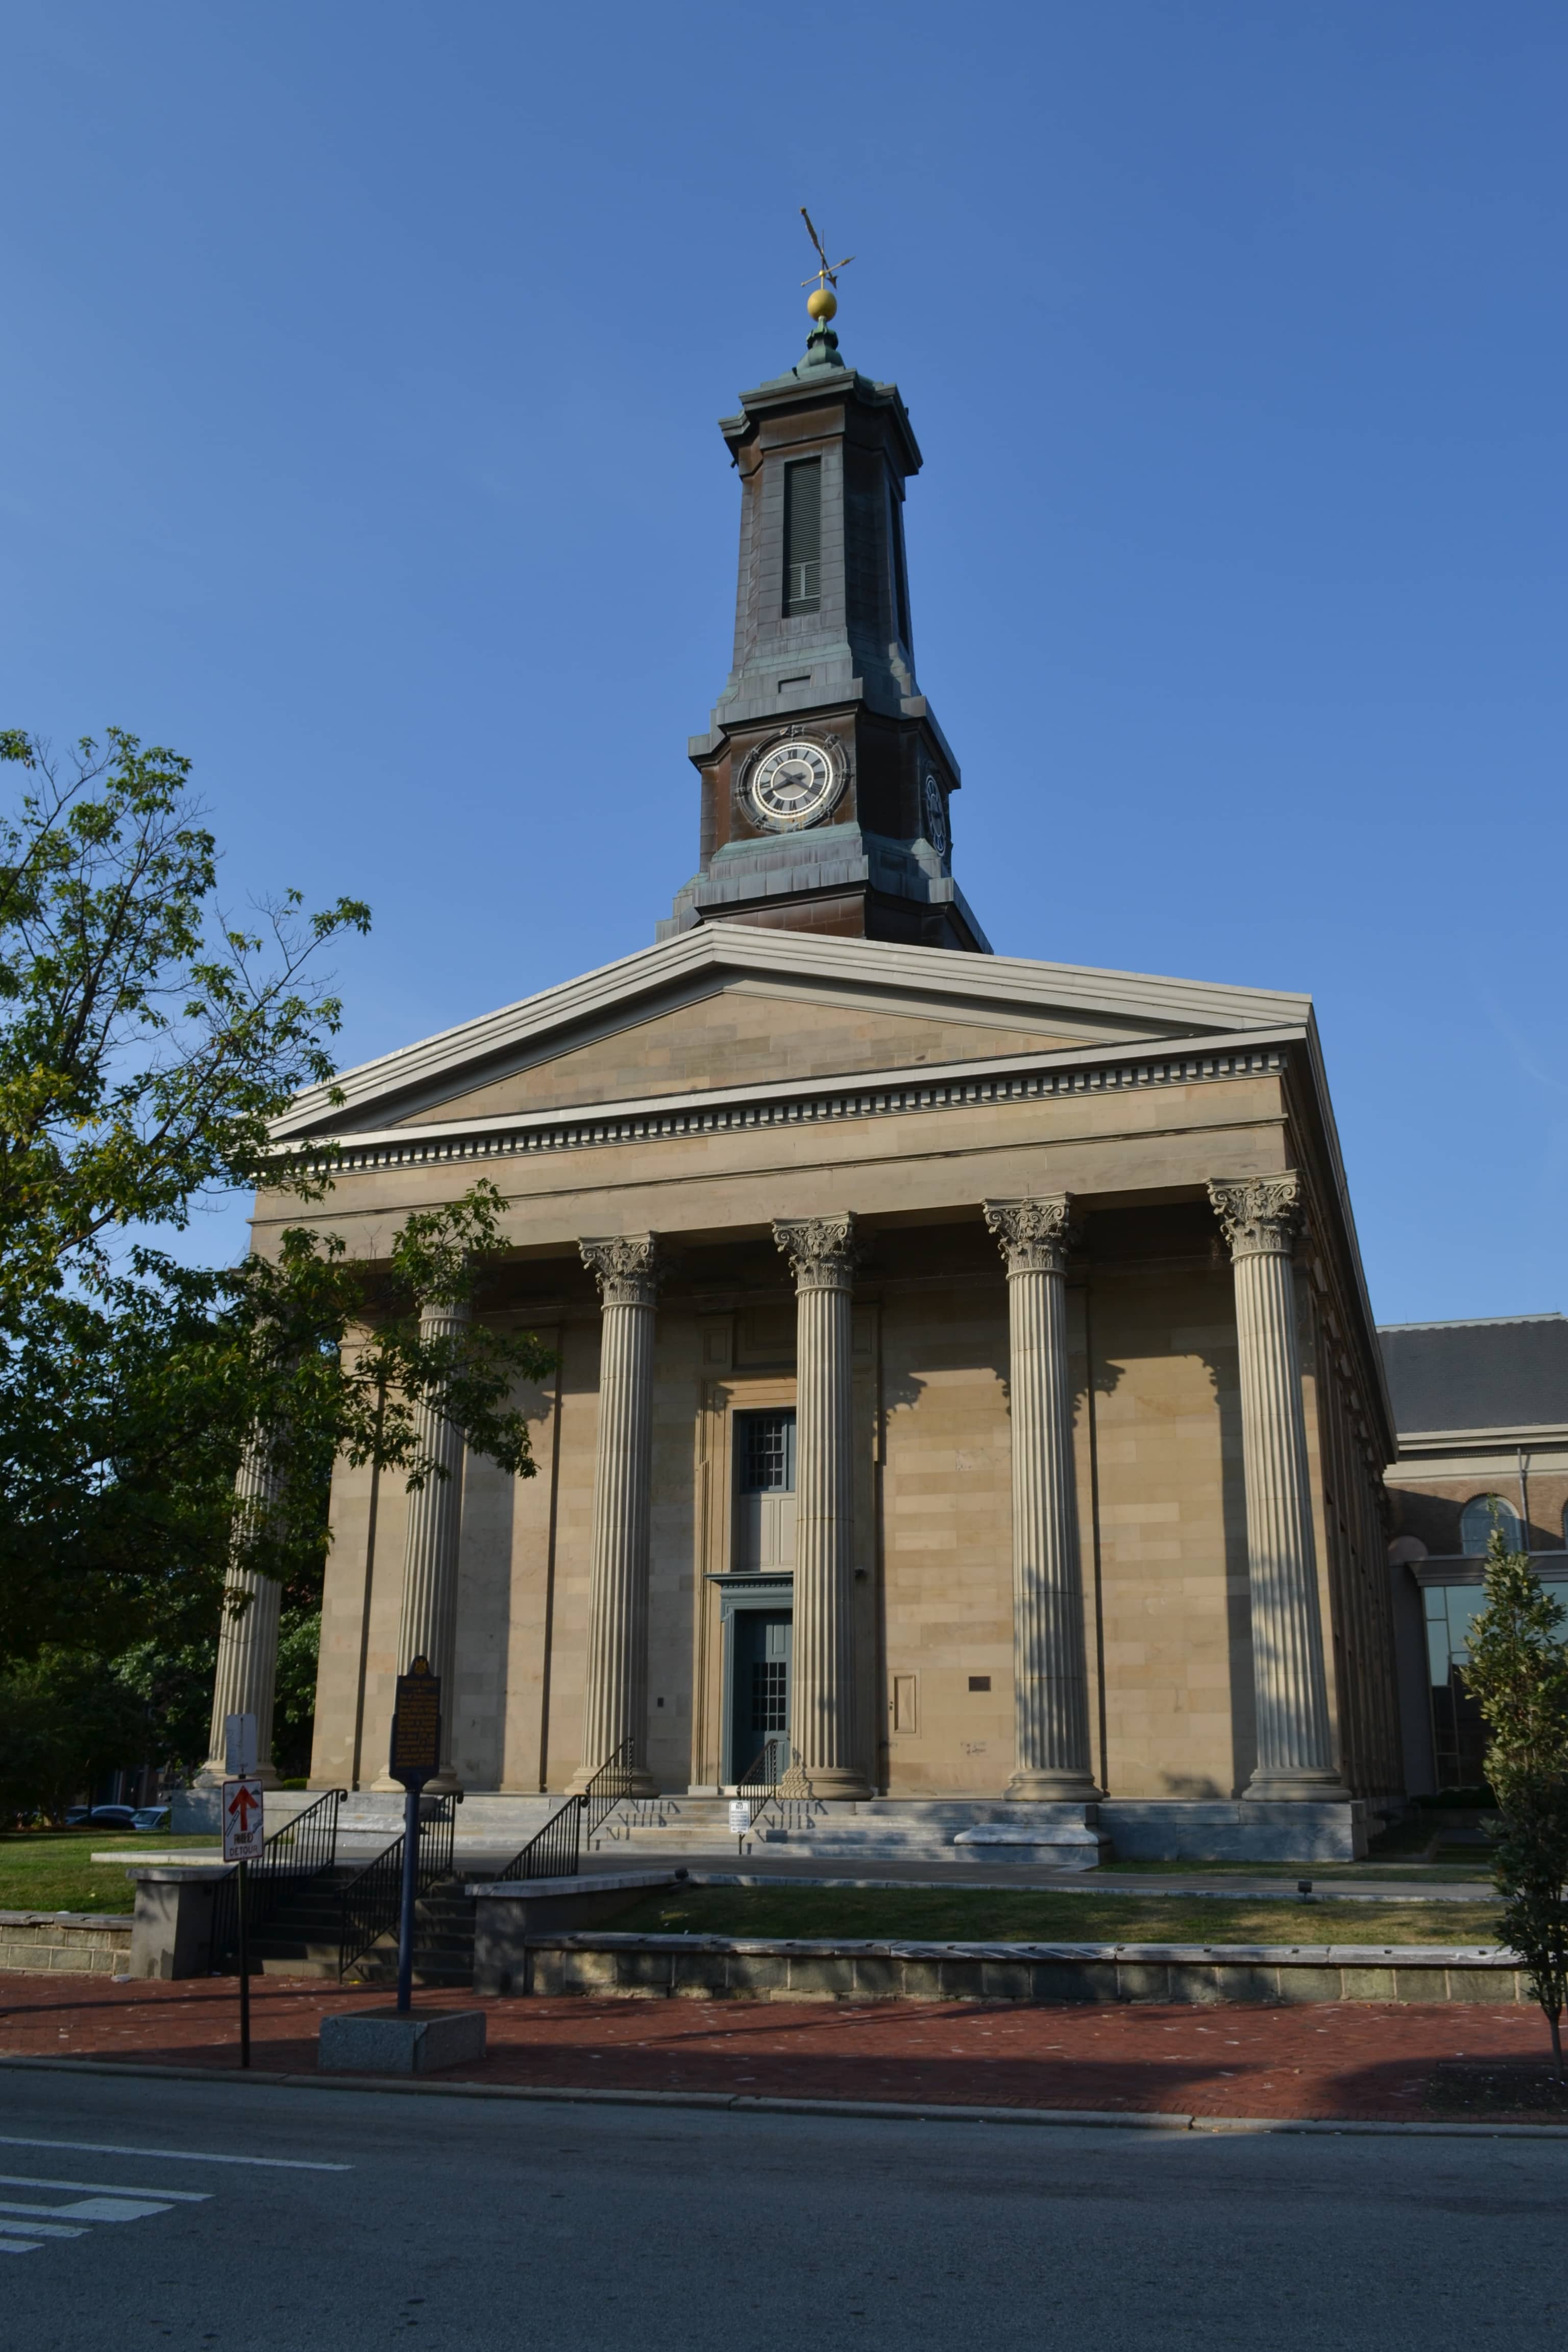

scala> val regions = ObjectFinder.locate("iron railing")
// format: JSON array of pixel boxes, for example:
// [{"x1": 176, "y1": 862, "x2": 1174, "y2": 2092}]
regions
[
  {"x1": 737, "y1": 1739, "x2": 811, "y2": 1845},
  {"x1": 336, "y1": 1793, "x2": 460, "y2": 1980},
  {"x1": 492, "y1": 1741, "x2": 636, "y2": 1884},
  {"x1": 211, "y1": 1788, "x2": 346, "y2": 1967}
]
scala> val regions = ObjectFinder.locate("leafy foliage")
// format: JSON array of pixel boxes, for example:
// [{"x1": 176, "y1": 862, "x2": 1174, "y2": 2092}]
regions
[
  {"x1": 1464, "y1": 1529, "x2": 1568, "y2": 2077},
  {"x1": 0, "y1": 730, "x2": 553, "y2": 1812},
  {"x1": 0, "y1": 728, "x2": 369, "y2": 1311}
]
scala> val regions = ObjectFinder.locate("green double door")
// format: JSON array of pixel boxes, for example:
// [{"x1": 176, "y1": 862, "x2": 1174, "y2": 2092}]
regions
[{"x1": 730, "y1": 1611, "x2": 792, "y2": 1786}]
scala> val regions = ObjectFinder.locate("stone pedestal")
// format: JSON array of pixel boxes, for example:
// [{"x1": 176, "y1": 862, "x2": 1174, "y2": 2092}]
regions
[
  {"x1": 375, "y1": 1296, "x2": 472, "y2": 1795},
  {"x1": 195, "y1": 1434, "x2": 285, "y2": 1791},
  {"x1": 984, "y1": 1199, "x2": 1099, "y2": 1802},
  {"x1": 318, "y1": 2007, "x2": 487, "y2": 2075},
  {"x1": 572, "y1": 1237, "x2": 662, "y2": 1796},
  {"x1": 774, "y1": 1215, "x2": 869, "y2": 1800},
  {"x1": 1209, "y1": 1175, "x2": 1347, "y2": 1802}
]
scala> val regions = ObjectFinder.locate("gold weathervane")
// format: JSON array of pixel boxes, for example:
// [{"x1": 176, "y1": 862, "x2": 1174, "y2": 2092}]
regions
[{"x1": 800, "y1": 207, "x2": 854, "y2": 323}]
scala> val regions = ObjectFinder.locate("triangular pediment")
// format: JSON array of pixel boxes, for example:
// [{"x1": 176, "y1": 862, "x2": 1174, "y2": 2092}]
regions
[{"x1": 272, "y1": 928, "x2": 1312, "y2": 1142}]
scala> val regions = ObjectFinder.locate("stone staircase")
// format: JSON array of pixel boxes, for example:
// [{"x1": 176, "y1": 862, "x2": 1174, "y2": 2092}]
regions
[
  {"x1": 240, "y1": 1864, "x2": 478, "y2": 1990},
  {"x1": 590, "y1": 1795, "x2": 1024, "y2": 1863}
]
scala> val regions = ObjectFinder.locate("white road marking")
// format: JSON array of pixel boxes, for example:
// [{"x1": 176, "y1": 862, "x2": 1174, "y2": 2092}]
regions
[
  {"x1": 0, "y1": 2219, "x2": 88, "y2": 2242},
  {"x1": 0, "y1": 2197, "x2": 172, "y2": 2224},
  {"x1": 0, "y1": 2171, "x2": 208, "y2": 2202},
  {"x1": 0, "y1": 2134, "x2": 349, "y2": 2172}
]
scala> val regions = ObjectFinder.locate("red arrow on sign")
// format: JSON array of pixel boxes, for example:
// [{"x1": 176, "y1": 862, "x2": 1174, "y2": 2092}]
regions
[{"x1": 227, "y1": 1784, "x2": 262, "y2": 1836}]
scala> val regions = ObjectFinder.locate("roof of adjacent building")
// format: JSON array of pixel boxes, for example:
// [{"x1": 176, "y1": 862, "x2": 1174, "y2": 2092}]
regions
[{"x1": 1377, "y1": 1314, "x2": 1568, "y2": 1437}]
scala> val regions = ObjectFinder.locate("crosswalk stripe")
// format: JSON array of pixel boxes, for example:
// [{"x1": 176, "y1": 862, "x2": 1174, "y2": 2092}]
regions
[
  {"x1": 0, "y1": 2134, "x2": 348, "y2": 2172},
  {"x1": 0, "y1": 2219, "x2": 88, "y2": 2242},
  {"x1": 0, "y1": 2172, "x2": 206, "y2": 2202}
]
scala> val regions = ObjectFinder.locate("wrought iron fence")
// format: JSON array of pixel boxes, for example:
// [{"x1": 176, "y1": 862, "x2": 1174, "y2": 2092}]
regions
[
  {"x1": 336, "y1": 1794, "x2": 460, "y2": 1980},
  {"x1": 492, "y1": 1740, "x2": 635, "y2": 1884},
  {"x1": 737, "y1": 1740, "x2": 810, "y2": 1840},
  {"x1": 211, "y1": 1788, "x2": 346, "y2": 1968}
]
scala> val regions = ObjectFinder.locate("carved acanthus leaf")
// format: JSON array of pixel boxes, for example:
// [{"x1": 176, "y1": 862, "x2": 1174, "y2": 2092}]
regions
[
  {"x1": 773, "y1": 1213, "x2": 858, "y2": 1291},
  {"x1": 983, "y1": 1196, "x2": 1076, "y2": 1276},
  {"x1": 1207, "y1": 1174, "x2": 1305, "y2": 1260},
  {"x1": 579, "y1": 1233, "x2": 662, "y2": 1308}
]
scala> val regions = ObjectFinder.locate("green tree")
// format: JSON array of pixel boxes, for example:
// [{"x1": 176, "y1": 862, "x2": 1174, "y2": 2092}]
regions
[
  {"x1": 1464, "y1": 1528, "x2": 1568, "y2": 2079},
  {"x1": 0, "y1": 730, "x2": 553, "y2": 1804}
]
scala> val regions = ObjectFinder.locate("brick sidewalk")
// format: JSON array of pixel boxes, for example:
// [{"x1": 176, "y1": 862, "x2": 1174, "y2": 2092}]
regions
[{"x1": 3, "y1": 1972, "x2": 1566, "y2": 2121}]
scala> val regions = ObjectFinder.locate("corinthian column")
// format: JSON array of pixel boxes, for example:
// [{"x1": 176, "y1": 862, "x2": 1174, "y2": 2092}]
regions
[
  {"x1": 374, "y1": 1294, "x2": 472, "y2": 1794},
  {"x1": 773, "y1": 1214, "x2": 869, "y2": 1799},
  {"x1": 983, "y1": 1198, "x2": 1098, "y2": 1801},
  {"x1": 1208, "y1": 1175, "x2": 1345, "y2": 1800},
  {"x1": 573, "y1": 1236, "x2": 662, "y2": 1796},
  {"x1": 195, "y1": 1434, "x2": 285, "y2": 1790}
]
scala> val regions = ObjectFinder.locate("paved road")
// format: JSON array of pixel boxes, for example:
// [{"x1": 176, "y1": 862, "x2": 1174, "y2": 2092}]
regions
[{"x1": 4, "y1": 2068, "x2": 1562, "y2": 2348}]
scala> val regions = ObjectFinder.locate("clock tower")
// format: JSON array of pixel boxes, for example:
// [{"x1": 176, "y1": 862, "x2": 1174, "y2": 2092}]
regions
[{"x1": 660, "y1": 298, "x2": 990, "y2": 954}]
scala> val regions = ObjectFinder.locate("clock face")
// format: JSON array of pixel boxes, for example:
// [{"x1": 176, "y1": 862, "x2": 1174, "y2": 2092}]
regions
[
  {"x1": 747, "y1": 738, "x2": 842, "y2": 831},
  {"x1": 922, "y1": 773, "x2": 949, "y2": 859}
]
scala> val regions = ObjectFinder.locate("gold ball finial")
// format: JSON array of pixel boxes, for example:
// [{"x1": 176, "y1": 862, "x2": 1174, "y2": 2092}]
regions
[{"x1": 806, "y1": 286, "x2": 837, "y2": 323}]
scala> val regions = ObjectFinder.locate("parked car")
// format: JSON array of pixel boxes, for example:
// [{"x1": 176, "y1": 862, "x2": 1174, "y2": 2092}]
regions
[
  {"x1": 65, "y1": 1804, "x2": 141, "y2": 1831},
  {"x1": 131, "y1": 1805, "x2": 170, "y2": 1833}
]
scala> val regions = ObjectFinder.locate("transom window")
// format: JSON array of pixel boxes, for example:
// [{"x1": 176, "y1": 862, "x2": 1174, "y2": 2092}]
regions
[
  {"x1": 1459, "y1": 1493, "x2": 1524, "y2": 1556},
  {"x1": 742, "y1": 1411, "x2": 796, "y2": 1493}
]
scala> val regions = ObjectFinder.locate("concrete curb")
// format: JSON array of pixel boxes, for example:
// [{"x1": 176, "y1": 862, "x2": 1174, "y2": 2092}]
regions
[{"x1": 1, "y1": 2052, "x2": 1564, "y2": 2138}]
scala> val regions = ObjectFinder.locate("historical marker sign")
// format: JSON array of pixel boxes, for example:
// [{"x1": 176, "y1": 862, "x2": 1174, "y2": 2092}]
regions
[
  {"x1": 388, "y1": 1655, "x2": 442, "y2": 1789},
  {"x1": 223, "y1": 1775, "x2": 265, "y2": 1862}
]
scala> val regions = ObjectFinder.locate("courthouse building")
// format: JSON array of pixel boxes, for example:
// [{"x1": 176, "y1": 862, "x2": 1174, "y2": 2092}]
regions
[{"x1": 210, "y1": 300, "x2": 1404, "y2": 1859}]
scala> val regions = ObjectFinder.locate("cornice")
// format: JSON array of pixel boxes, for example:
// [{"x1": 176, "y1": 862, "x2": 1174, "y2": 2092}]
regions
[{"x1": 275, "y1": 1025, "x2": 1302, "y2": 1183}]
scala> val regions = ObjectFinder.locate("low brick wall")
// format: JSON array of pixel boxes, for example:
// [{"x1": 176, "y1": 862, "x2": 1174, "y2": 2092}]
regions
[
  {"x1": 0, "y1": 1911, "x2": 133, "y2": 1976},
  {"x1": 521, "y1": 1933, "x2": 1530, "y2": 2006}
]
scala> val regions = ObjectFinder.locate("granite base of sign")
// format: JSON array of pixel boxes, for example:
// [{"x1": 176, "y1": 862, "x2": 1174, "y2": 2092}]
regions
[
  {"x1": 952, "y1": 1821, "x2": 1107, "y2": 1870},
  {"x1": 318, "y1": 2006, "x2": 487, "y2": 2075}
]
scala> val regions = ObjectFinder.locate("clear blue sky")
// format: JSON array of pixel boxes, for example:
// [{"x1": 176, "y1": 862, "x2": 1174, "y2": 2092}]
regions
[{"x1": 4, "y1": 2, "x2": 1563, "y2": 1324}]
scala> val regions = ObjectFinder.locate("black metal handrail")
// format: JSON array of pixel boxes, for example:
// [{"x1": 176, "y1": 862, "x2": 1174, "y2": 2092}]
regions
[
  {"x1": 492, "y1": 1739, "x2": 636, "y2": 1884},
  {"x1": 336, "y1": 1794, "x2": 460, "y2": 1980},
  {"x1": 737, "y1": 1739, "x2": 810, "y2": 1844},
  {"x1": 211, "y1": 1787, "x2": 346, "y2": 1967}
]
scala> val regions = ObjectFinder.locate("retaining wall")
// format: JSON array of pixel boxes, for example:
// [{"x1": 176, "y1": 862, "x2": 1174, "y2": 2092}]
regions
[
  {"x1": 520, "y1": 1933, "x2": 1530, "y2": 2006},
  {"x1": 0, "y1": 1911, "x2": 133, "y2": 1975}
]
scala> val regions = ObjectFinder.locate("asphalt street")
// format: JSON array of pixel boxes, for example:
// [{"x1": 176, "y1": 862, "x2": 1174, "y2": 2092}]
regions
[{"x1": 3, "y1": 2066, "x2": 1563, "y2": 2350}]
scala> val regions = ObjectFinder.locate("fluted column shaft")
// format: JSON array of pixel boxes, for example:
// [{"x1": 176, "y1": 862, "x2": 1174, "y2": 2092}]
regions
[
  {"x1": 372, "y1": 1296, "x2": 472, "y2": 1793},
  {"x1": 1209, "y1": 1176, "x2": 1344, "y2": 1799},
  {"x1": 774, "y1": 1216, "x2": 868, "y2": 1799},
  {"x1": 984, "y1": 1199, "x2": 1098, "y2": 1801},
  {"x1": 197, "y1": 1434, "x2": 285, "y2": 1788},
  {"x1": 574, "y1": 1237, "x2": 662, "y2": 1796}
]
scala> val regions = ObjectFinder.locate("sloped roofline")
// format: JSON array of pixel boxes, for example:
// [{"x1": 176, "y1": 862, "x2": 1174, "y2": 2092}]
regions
[{"x1": 273, "y1": 926, "x2": 1313, "y2": 1140}]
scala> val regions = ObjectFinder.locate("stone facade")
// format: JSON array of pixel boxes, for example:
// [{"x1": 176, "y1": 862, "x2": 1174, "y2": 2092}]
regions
[{"x1": 217, "y1": 326, "x2": 1403, "y2": 1858}]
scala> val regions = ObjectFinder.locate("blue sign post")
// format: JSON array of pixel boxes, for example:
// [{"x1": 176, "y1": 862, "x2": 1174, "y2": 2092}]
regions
[{"x1": 386, "y1": 1657, "x2": 442, "y2": 2016}]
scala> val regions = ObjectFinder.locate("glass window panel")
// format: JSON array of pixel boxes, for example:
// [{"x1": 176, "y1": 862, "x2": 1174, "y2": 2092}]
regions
[{"x1": 1460, "y1": 1494, "x2": 1522, "y2": 1554}]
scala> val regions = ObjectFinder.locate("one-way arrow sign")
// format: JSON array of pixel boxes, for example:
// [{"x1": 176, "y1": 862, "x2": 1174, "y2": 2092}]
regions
[{"x1": 223, "y1": 1775, "x2": 265, "y2": 1861}]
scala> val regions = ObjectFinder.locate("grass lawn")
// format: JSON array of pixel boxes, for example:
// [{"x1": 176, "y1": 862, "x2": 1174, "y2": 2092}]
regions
[
  {"x1": 0, "y1": 1833, "x2": 219, "y2": 1916},
  {"x1": 606, "y1": 1883, "x2": 1504, "y2": 1947}
]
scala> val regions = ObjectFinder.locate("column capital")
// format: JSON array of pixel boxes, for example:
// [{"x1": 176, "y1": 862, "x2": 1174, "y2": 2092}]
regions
[
  {"x1": 984, "y1": 1196, "x2": 1076, "y2": 1276},
  {"x1": 774, "y1": 1214, "x2": 857, "y2": 1292},
  {"x1": 580, "y1": 1233, "x2": 662, "y2": 1309},
  {"x1": 1207, "y1": 1174, "x2": 1305, "y2": 1261}
]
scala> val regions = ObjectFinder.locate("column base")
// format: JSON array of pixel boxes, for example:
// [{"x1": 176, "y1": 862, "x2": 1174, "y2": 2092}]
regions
[
  {"x1": 1244, "y1": 1768, "x2": 1349, "y2": 1803},
  {"x1": 193, "y1": 1761, "x2": 282, "y2": 1792},
  {"x1": 1005, "y1": 1770, "x2": 1102, "y2": 1803},
  {"x1": 369, "y1": 1770, "x2": 465, "y2": 1798},
  {"x1": 800, "y1": 1766, "x2": 873, "y2": 1801}
]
